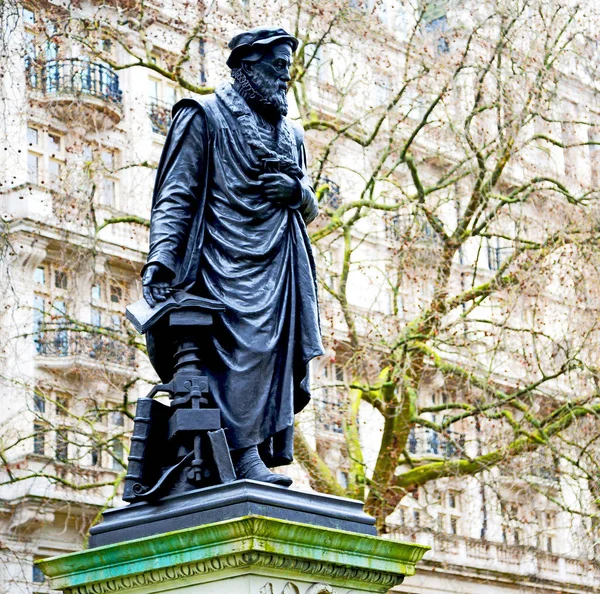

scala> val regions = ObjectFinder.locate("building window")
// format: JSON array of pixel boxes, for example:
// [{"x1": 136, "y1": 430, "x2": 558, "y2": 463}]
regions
[
  {"x1": 502, "y1": 503, "x2": 524, "y2": 546},
  {"x1": 111, "y1": 439, "x2": 124, "y2": 470},
  {"x1": 33, "y1": 392, "x2": 45, "y2": 413},
  {"x1": 34, "y1": 266, "x2": 45, "y2": 285},
  {"x1": 55, "y1": 430, "x2": 69, "y2": 462},
  {"x1": 27, "y1": 126, "x2": 39, "y2": 146},
  {"x1": 164, "y1": 85, "x2": 176, "y2": 107},
  {"x1": 91, "y1": 308, "x2": 102, "y2": 327},
  {"x1": 90, "y1": 448, "x2": 100, "y2": 466},
  {"x1": 385, "y1": 214, "x2": 402, "y2": 242},
  {"x1": 48, "y1": 158, "x2": 61, "y2": 184},
  {"x1": 314, "y1": 361, "x2": 346, "y2": 435},
  {"x1": 487, "y1": 238, "x2": 501, "y2": 270},
  {"x1": 537, "y1": 511, "x2": 557, "y2": 553},
  {"x1": 33, "y1": 422, "x2": 45, "y2": 455},
  {"x1": 102, "y1": 179, "x2": 116, "y2": 206},
  {"x1": 33, "y1": 294, "x2": 45, "y2": 353},
  {"x1": 33, "y1": 265, "x2": 72, "y2": 356},
  {"x1": 25, "y1": 128, "x2": 65, "y2": 186},
  {"x1": 412, "y1": 510, "x2": 421, "y2": 527},
  {"x1": 110, "y1": 313, "x2": 122, "y2": 331},
  {"x1": 421, "y1": 0, "x2": 449, "y2": 53},
  {"x1": 23, "y1": 7, "x2": 36, "y2": 25},
  {"x1": 588, "y1": 127, "x2": 600, "y2": 186},
  {"x1": 52, "y1": 299, "x2": 69, "y2": 356},
  {"x1": 110, "y1": 284, "x2": 122, "y2": 303},
  {"x1": 32, "y1": 563, "x2": 45, "y2": 583},
  {"x1": 85, "y1": 277, "x2": 134, "y2": 365},
  {"x1": 56, "y1": 395, "x2": 69, "y2": 416},
  {"x1": 100, "y1": 38, "x2": 113, "y2": 54},
  {"x1": 408, "y1": 424, "x2": 464, "y2": 458},
  {"x1": 336, "y1": 470, "x2": 349, "y2": 489},
  {"x1": 430, "y1": 489, "x2": 462, "y2": 535},
  {"x1": 320, "y1": 177, "x2": 341, "y2": 209},
  {"x1": 82, "y1": 145, "x2": 93, "y2": 162},
  {"x1": 148, "y1": 78, "x2": 159, "y2": 103},
  {"x1": 513, "y1": 528, "x2": 522, "y2": 545},
  {"x1": 448, "y1": 491, "x2": 456, "y2": 509},
  {"x1": 421, "y1": 0, "x2": 447, "y2": 25},
  {"x1": 27, "y1": 152, "x2": 39, "y2": 183},
  {"x1": 48, "y1": 133, "x2": 61, "y2": 153},
  {"x1": 199, "y1": 37, "x2": 207, "y2": 84},
  {"x1": 449, "y1": 517, "x2": 458, "y2": 534},
  {"x1": 110, "y1": 411, "x2": 124, "y2": 427},
  {"x1": 100, "y1": 149, "x2": 114, "y2": 170},
  {"x1": 148, "y1": 76, "x2": 177, "y2": 135},
  {"x1": 79, "y1": 145, "x2": 120, "y2": 206},
  {"x1": 486, "y1": 237, "x2": 513, "y2": 271},
  {"x1": 321, "y1": 250, "x2": 337, "y2": 291},
  {"x1": 408, "y1": 428, "x2": 418, "y2": 454}
]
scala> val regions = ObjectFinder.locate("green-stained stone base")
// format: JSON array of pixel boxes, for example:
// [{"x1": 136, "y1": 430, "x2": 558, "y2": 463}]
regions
[{"x1": 37, "y1": 516, "x2": 429, "y2": 594}]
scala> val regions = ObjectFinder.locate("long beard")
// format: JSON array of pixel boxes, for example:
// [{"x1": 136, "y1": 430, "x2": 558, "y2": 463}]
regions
[{"x1": 231, "y1": 68, "x2": 288, "y2": 118}]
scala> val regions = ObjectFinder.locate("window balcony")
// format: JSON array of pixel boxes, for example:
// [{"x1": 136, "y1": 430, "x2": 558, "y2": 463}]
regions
[
  {"x1": 148, "y1": 99, "x2": 173, "y2": 136},
  {"x1": 35, "y1": 329, "x2": 136, "y2": 370},
  {"x1": 26, "y1": 59, "x2": 123, "y2": 129}
]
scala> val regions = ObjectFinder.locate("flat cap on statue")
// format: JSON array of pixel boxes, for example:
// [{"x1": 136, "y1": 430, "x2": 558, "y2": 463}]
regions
[{"x1": 226, "y1": 26, "x2": 299, "y2": 68}]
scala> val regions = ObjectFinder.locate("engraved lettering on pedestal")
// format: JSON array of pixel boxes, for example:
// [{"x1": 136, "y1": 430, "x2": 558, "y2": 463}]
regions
[
  {"x1": 260, "y1": 583, "x2": 274, "y2": 594},
  {"x1": 282, "y1": 583, "x2": 300, "y2": 594}
]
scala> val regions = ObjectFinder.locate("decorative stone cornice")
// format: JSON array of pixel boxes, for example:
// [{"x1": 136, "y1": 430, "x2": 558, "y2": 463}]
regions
[
  {"x1": 38, "y1": 515, "x2": 429, "y2": 594},
  {"x1": 63, "y1": 550, "x2": 403, "y2": 594}
]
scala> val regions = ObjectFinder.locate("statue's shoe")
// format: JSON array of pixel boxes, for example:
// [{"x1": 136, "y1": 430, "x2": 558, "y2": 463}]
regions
[{"x1": 233, "y1": 445, "x2": 293, "y2": 487}]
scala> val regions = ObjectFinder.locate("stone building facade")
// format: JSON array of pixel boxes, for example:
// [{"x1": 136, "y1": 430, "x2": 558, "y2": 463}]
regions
[{"x1": 1, "y1": 0, "x2": 599, "y2": 592}]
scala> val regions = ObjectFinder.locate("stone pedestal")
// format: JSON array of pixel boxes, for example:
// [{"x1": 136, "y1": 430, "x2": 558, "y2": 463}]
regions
[{"x1": 38, "y1": 515, "x2": 429, "y2": 594}]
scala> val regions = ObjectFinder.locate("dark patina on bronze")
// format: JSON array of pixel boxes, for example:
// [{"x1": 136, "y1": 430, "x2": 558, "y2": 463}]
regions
[{"x1": 124, "y1": 27, "x2": 323, "y2": 502}]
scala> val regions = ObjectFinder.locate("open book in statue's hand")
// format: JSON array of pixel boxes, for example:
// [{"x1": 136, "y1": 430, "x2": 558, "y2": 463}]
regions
[{"x1": 126, "y1": 291, "x2": 225, "y2": 334}]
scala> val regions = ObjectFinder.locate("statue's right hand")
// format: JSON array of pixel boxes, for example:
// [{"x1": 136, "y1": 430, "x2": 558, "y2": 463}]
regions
[{"x1": 142, "y1": 263, "x2": 174, "y2": 307}]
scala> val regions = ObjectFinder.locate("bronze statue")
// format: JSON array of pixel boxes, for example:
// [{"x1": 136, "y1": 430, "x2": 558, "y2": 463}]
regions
[{"x1": 126, "y1": 27, "x2": 323, "y2": 498}]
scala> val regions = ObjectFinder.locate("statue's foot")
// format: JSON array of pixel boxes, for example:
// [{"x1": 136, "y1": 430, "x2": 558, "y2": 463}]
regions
[{"x1": 233, "y1": 445, "x2": 293, "y2": 487}]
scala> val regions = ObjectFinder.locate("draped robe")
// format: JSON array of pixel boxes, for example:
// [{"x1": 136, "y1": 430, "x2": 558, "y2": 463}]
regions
[{"x1": 144, "y1": 84, "x2": 323, "y2": 465}]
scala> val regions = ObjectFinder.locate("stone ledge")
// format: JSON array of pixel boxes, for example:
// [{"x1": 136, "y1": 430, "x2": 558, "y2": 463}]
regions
[{"x1": 38, "y1": 516, "x2": 430, "y2": 594}]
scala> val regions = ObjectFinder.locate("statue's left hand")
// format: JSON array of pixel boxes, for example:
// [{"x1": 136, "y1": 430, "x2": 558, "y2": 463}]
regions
[{"x1": 260, "y1": 172, "x2": 299, "y2": 206}]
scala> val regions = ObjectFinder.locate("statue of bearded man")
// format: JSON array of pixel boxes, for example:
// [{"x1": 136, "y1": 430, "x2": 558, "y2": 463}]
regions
[{"x1": 141, "y1": 28, "x2": 324, "y2": 487}]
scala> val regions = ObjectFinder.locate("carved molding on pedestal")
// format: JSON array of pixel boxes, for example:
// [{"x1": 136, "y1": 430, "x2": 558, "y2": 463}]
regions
[
  {"x1": 261, "y1": 582, "x2": 332, "y2": 594},
  {"x1": 63, "y1": 551, "x2": 402, "y2": 594},
  {"x1": 305, "y1": 584, "x2": 334, "y2": 594},
  {"x1": 260, "y1": 583, "x2": 302, "y2": 594}
]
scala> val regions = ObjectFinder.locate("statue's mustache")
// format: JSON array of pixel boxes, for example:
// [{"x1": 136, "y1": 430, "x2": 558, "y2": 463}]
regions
[{"x1": 253, "y1": 80, "x2": 287, "y2": 100}]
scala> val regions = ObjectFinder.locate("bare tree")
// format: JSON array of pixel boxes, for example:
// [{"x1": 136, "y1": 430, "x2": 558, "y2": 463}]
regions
[{"x1": 2, "y1": 1, "x2": 600, "y2": 589}]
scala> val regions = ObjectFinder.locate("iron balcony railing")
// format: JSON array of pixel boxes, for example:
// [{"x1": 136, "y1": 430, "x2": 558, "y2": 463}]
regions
[
  {"x1": 35, "y1": 328, "x2": 136, "y2": 367},
  {"x1": 26, "y1": 58, "x2": 122, "y2": 106},
  {"x1": 148, "y1": 99, "x2": 173, "y2": 135}
]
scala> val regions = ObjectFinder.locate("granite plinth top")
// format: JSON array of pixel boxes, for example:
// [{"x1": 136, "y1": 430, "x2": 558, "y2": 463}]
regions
[{"x1": 89, "y1": 480, "x2": 377, "y2": 547}]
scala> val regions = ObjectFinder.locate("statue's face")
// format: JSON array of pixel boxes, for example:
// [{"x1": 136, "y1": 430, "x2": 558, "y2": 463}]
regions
[{"x1": 244, "y1": 43, "x2": 293, "y2": 116}]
